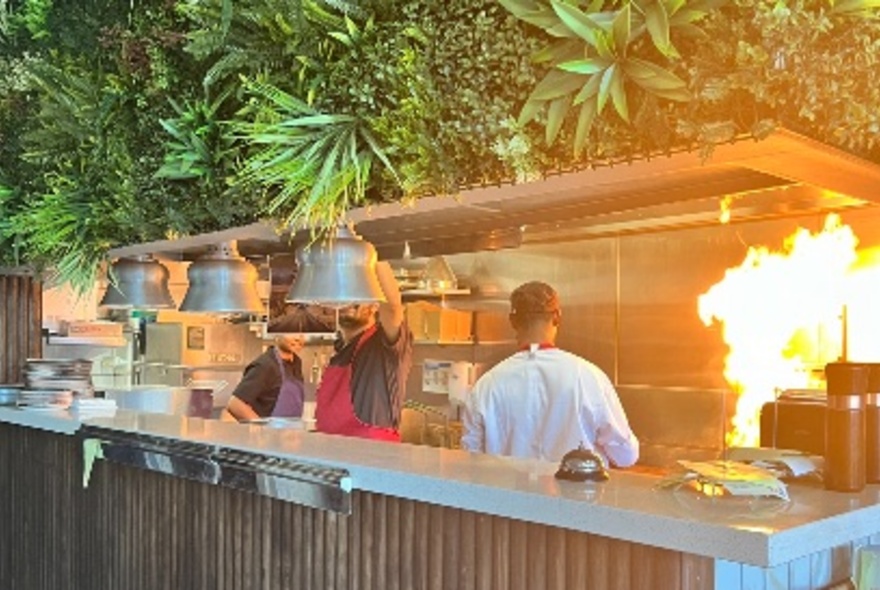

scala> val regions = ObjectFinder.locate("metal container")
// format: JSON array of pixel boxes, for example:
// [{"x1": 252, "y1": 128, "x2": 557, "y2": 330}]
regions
[
  {"x1": 825, "y1": 362, "x2": 869, "y2": 493},
  {"x1": 0, "y1": 385, "x2": 22, "y2": 406},
  {"x1": 865, "y1": 364, "x2": 880, "y2": 483}
]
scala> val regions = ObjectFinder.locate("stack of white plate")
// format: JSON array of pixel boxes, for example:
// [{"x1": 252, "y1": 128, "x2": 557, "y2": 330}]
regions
[
  {"x1": 18, "y1": 358, "x2": 93, "y2": 410},
  {"x1": 70, "y1": 397, "x2": 117, "y2": 418},
  {"x1": 17, "y1": 389, "x2": 74, "y2": 411},
  {"x1": 24, "y1": 358, "x2": 93, "y2": 398}
]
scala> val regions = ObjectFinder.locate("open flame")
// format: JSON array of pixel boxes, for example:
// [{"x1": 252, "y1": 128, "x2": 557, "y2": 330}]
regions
[{"x1": 698, "y1": 214, "x2": 859, "y2": 448}]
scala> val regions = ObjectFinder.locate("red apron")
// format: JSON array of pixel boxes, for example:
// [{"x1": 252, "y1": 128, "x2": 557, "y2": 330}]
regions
[{"x1": 315, "y1": 325, "x2": 400, "y2": 442}]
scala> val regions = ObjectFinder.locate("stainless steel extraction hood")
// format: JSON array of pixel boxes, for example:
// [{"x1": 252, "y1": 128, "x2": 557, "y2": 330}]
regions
[{"x1": 107, "y1": 129, "x2": 880, "y2": 263}]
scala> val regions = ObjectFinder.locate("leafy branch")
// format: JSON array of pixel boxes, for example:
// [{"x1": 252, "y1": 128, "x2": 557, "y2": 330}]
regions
[
  {"x1": 233, "y1": 78, "x2": 401, "y2": 231},
  {"x1": 501, "y1": 0, "x2": 723, "y2": 155}
]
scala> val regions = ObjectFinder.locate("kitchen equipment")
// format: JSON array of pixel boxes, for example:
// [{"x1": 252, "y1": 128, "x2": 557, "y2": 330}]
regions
[
  {"x1": 824, "y1": 362, "x2": 869, "y2": 493},
  {"x1": 99, "y1": 255, "x2": 175, "y2": 309},
  {"x1": 140, "y1": 322, "x2": 262, "y2": 410},
  {"x1": 104, "y1": 385, "x2": 213, "y2": 418},
  {"x1": 555, "y1": 444, "x2": 609, "y2": 482},
  {"x1": 179, "y1": 241, "x2": 264, "y2": 314},
  {"x1": 285, "y1": 225, "x2": 386, "y2": 306},
  {"x1": 421, "y1": 359, "x2": 478, "y2": 404},
  {"x1": 760, "y1": 390, "x2": 826, "y2": 456},
  {"x1": 0, "y1": 385, "x2": 22, "y2": 406}
]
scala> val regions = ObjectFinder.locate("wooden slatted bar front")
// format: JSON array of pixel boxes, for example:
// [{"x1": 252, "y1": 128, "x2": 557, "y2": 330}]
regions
[{"x1": 0, "y1": 422, "x2": 713, "y2": 590}]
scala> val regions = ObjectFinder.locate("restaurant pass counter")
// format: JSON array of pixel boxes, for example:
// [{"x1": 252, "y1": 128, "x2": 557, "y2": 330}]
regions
[{"x1": 0, "y1": 406, "x2": 876, "y2": 590}]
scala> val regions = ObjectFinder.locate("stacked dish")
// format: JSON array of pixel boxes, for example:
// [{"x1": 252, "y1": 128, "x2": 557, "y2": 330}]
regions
[
  {"x1": 17, "y1": 389, "x2": 74, "y2": 411},
  {"x1": 17, "y1": 358, "x2": 93, "y2": 410},
  {"x1": 25, "y1": 358, "x2": 93, "y2": 395}
]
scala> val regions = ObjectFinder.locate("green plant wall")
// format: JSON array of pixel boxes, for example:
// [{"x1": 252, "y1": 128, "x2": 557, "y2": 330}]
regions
[{"x1": 0, "y1": 0, "x2": 878, "y2": 292}]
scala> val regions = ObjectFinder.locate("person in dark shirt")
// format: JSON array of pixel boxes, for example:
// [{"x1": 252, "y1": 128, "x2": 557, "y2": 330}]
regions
[
  {"x1": 315, "y1": 261, "x2": 413, "y2": 441},
  {"x1": 221, "y1": 335, "x2": 305, "y2": 421}
]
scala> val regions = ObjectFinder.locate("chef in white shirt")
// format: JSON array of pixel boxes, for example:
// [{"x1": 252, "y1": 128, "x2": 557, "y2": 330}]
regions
[{"x1": 461, "y1": 281, "x2": 639, "y2": 467}]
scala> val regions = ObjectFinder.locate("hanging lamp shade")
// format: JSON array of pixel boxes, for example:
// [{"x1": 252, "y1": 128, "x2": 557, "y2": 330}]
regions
[
  {"x1": 179, "y1": 241, "x2": 264, "y2": 314},
  {"x1": 285, "y1": 225, "x2": 386, "y2": 306},
  {"x1": 99, "y1": 255, "x2": 176, "y2": 309}
]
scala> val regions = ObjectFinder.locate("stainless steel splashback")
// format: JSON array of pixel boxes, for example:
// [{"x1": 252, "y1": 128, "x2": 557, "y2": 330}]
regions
[
  {"x1": 141, "y1": 322, "x2": 266, "y2": 410},
  {"x1": 431, "y1": 205, "x2": 880, "y2": 467},
  {"x1": 144, "y1": 323, "x2": 264, "y2": 368}
]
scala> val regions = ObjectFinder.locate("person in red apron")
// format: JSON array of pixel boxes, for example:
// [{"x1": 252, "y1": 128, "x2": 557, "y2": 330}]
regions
[
  {"x1": 221, "y1": 335, "x2": 305, "y2": 421},
  {"x1": 315, "y1": 261, "x2": 413, "y2": 441}
]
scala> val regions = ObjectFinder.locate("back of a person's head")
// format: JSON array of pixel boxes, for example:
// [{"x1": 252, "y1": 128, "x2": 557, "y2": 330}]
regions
[{"x1": 509, "y1": 281, "x2": 561, "y2": 331}]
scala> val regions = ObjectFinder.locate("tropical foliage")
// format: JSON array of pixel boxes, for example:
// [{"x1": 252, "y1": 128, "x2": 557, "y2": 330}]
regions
[{"x1": 0, "y1": 0, "x2": 878, "y2": 291}]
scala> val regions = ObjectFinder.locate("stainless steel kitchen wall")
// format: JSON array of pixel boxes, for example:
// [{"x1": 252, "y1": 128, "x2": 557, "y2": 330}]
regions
[
  {"x1": 0, "y1": 271, "x2": 42, "y2": 384},
  {"x1": 433, "y1": 205, "x2": 880, "y2": 466}
]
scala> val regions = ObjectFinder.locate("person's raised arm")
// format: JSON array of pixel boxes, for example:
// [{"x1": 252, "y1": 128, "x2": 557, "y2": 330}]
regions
[{"x1": 375, "y1": 261, "x2": 405, "y2": 341}]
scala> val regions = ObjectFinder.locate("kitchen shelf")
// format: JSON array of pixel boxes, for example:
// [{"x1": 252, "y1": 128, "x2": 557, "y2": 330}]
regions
[{"x1": 44, "y1": 335, "x2": 128, "y2": 347}]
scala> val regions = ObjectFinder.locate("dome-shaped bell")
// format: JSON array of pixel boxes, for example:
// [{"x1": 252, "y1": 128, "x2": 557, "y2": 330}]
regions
[
  {"x1": 285, "y1": 225, "x2": 386, "y2": 306},
  {"x1": 555, "y1": 443, "x2": 610, "y2": 482},
  {"x1": 99, "y1": 255, "x2": 176, "y2": 309},
  {"x1": 179, "y1": 241, "x2": 264, "y2": 314}
]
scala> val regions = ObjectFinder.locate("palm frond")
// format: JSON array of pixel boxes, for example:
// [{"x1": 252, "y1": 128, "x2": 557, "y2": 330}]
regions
[{"x1": 233, "y1": 79, "x2": 400, "y2": 230}]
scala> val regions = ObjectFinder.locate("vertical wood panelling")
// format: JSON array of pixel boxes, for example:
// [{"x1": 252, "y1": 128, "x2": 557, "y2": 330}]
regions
[
  {"x1": 610, "y1": 538, "x2": 633, "y2": 588},
  {"x1": 546, "y1": 527, "x2": 566, "y2": 590},
  {"x1": 399, "y1": 499, "x2": 415, "y2": 590},
  {"x1": 0, "y1": 273, "x2": 41, "y2": 383},
  {"x1": 588, "y1": 534, "x2": 612, "y2": 590},
  {"x1": 459, "y1": 510, "x2": 476, "y2": 590},
  {"x1": 386, "y1": 493, "x2": 400, "y2": 590},
  {"x1": 0, "y1": 423, "x2": 716, "y2": 590},
  {"x1": 683, "y1": 551, "x2": 716, "y2": 590},
  {"x1": 493, "y1": 516, "x2": 511, "y2": 590},
  {"x1": 566, "y1": 529, "x2": 589, "y2": 588},
  {"x1": 427, "y1": 503, "x2": 444, "y2": 590},
  {"x1": 475, "y1": 514, "x2": 493, "y2": 590},
  {"x1": 442, "y1": 506, "x2": 461, "y2": 590},
  {"x1": 413, "y1": 501, "x2": 429, "y2": 590},
  {"x1": 509, "y1": 519, "x2": 528, "y2": 590},
  {"x1": 527, "y1": 523, "x2": 548, "y2": 590},
  {"x1": 374, "y1": 494, "x2": 387, "y2": 590},
  {"x1": 361, "y1": 493, "x2": 374, "y2": 590}
]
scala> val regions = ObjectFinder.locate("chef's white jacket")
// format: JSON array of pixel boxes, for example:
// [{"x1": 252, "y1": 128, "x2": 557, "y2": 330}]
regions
[{"x1": 461, "y1": 347, "x2": 639, "y2": 466}]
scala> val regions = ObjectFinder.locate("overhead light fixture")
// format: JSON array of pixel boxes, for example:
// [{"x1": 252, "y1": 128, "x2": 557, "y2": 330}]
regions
[
  {"x1": 179, "y1": 241, "x2": 264, "y2": 314},
  {"x1": 99, "y1": 255, "x2": 176, "y2": 309},
  {"x1": 285, "y1": 225, "x2": 386, "y2": 306}
]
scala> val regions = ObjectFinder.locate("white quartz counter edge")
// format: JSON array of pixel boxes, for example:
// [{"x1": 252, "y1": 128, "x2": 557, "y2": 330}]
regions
[{"x1": 3, "y1": 406, "x2": 880, "y2": 568}]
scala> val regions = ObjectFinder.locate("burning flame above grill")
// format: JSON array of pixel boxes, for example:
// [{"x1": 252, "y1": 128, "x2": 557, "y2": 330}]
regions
[{"x1": 697, "y1": 214, "x2": 870, "y2": 448}]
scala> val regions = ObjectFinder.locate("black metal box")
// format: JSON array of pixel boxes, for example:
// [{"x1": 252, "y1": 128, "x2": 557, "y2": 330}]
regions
[{"x1": 759, "y1": 398, "x2": 826, "y2": 456}]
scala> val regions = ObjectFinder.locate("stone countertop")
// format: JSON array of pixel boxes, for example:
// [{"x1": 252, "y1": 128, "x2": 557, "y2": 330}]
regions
[{"x1": 1, "y1": 405, "x2": 878, "y2": 568}]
